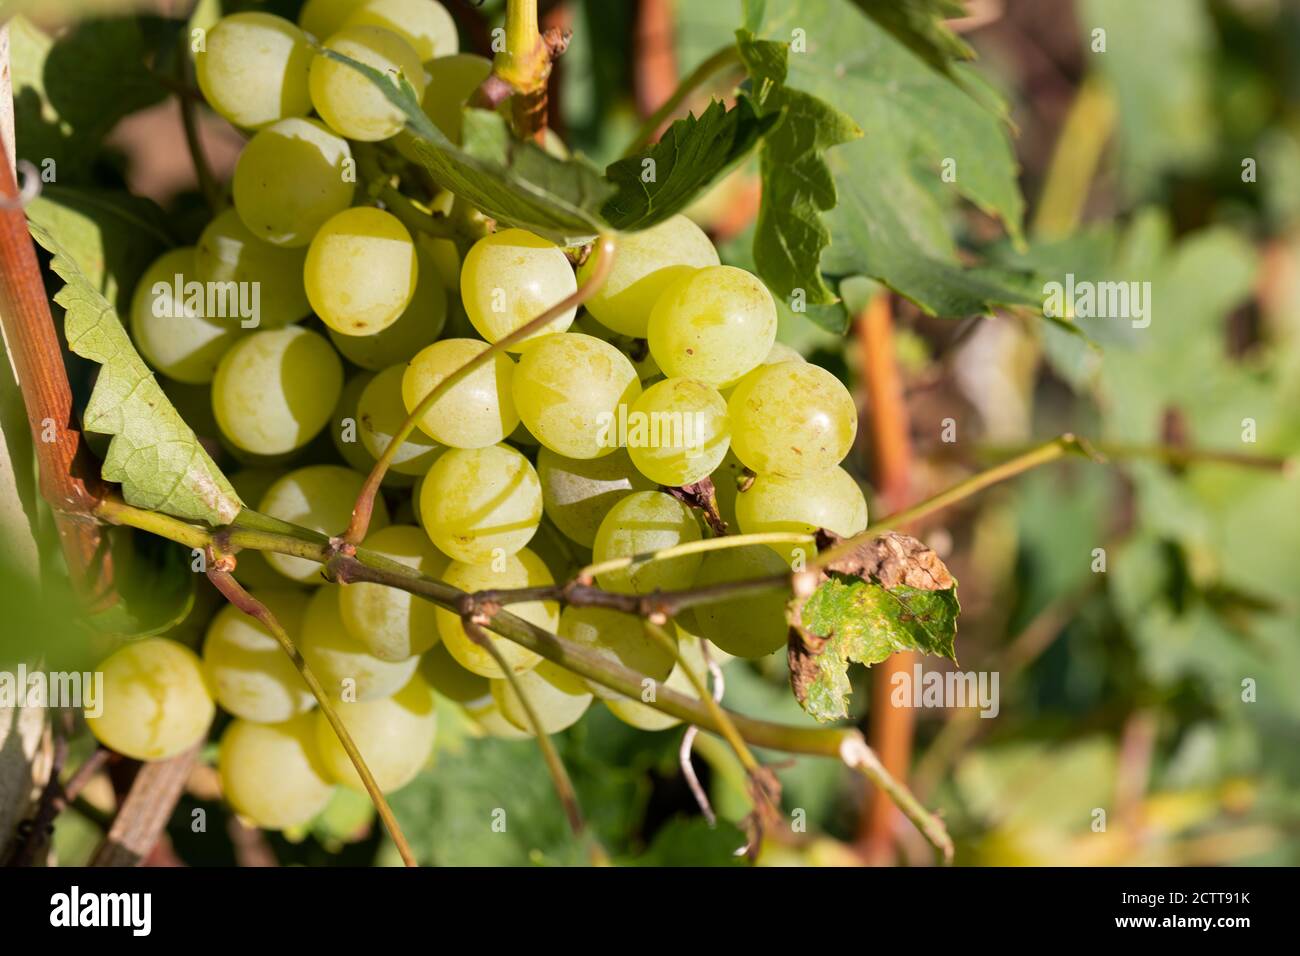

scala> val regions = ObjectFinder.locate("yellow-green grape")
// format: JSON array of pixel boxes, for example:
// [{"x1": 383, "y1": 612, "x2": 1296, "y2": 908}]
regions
[
  {"x1": 419, "y1": 228, "x2": 461, "y2": 292},
  {"x1": 690, "y1": 546, "x2": 791, "y2": 658},
  {"x1": 332, "y1": 370, "x2": 378, "y2": 473},
  {"x1": 735, "y1": 467, "x2": 868, "y2": 550},
  {"x1": 358, "y1": 365, "x2": 443, "y2": 475},
  {"x1": 301, "y1": 586, "x2": 420, "y2": 699},
  {"x1": 343, "y1": 0, "x2": 458, "y2": 60},
  {"x1": 605, "y1": 633, "x2": 708, "y2": 731},
  {"x1": 203, "y1": 590, "x2": 315, "y2": 722},
  {"x1": 258, "y1": 465, "x2": 390, "y2": 583},
  {"x1": 419, "y1": 444, "x2": 542, "y2": 563},
  {"x1": 299, "y1": 0, "x2": 366, "y2": 39},
  {"x1": 626, "y1": 377, "x2": 729, "y2": 487},
  {"x1": 728, "y1": 361, "x2": 858, "y2": 477},
  {"x1": 227, "y1": 469, "x2": 287, "y2": 588},
  {"x1": 232, "y1": 118, "x2": 354, "y2": 247},
  {"x1": 85, "y1": 638, "x2": 214, "y2": 761},
  {"x1": 421, "y1": 54, "x2": 490, "y2": 142},
  {"x1": 536, "y1": 447, "x2": 654, "y2": 547},
  {"x1": 557, "y1": 606, "x2": 674, "y2": 701},
  {"x1": 573, "y1": 314, "x2": 661, "y2": 382},
  {"x1": 463, "y1": 696, "x2": 532, "y2": 739},
  {"x1": 196, "y1": 13, "x2": 313, "y2": 130},
  {"x1": 710, "y1": 449, "x2": 748, "y2": 532},
  {"x1": 131, "y1": 247, "x2": 241, "y2": 385},
  {"x1": 328, "y1": 244, "x2": 447, "y2": 369},
  {"x1": 402, "y1": 338, "x2": 518, "y2": 448},
  {"x1": 309, "y1": 26, "x2": 426, "y2": 141},
  {"x1": 314, "y1": 673, "x2": 436, "y2": 792},
  {"x1": 195, "y1": 208, "x2": 311, "y2": 330},
  {"x1": 419, "y1": 641, "x2": 489, "y2": 702},
  {"x1": 647, "y1": 266, "x2": 777, "y2": 386},
  {"x1": 434, "y1": 549, "x2": 556, "y2": 678},
  {"x1": 212, "y1": 326, "x2": 343, "y2": 456},
  {"x1": 218, "y1": 715, "x2": 334, "y2": 830},
  {"x1": 338, "y1": 524, "x2": 447, "y2": 661},
  {"x1": 592, "y1": 490, "x2": 702, "y2": 594},
  {"x1": 306, "y1": 207, "x2": 418, "y2": 337},
  {"x1": 490, "y1": 661, "x2": 592, "y2": 734},
  {"x1": 764, "y1": 341, "x2": 804, "y2": 365},
  {"x1": 461, "y1": 229, "x2": 577, "y2": 348},
  {"x1": 512, "y1": 333, "x2": 642, "y2": 459},
  {"x1": 578, "y1": 215, "x2": 718, "y2": 337}
]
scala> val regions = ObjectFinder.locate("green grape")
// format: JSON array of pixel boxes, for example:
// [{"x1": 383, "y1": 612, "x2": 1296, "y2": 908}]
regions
[
  {"x1": 690, "y1": 546, "x2": 791, "y2": 658},
  {"x1": 212, "y1": 326, "x2": 343, "y2": 455},
  {"x1": 309, "y1": 26, "x2": 426, "y2": 141},
  {"x1": 421, "y1": 54, "x2": 490, "y2": 142},
  {"x1": 195, "y1": 208, "x2": 311, "y2": 329},
  {"x1": 536, "y1": 446, "x2": 654, "y2": 547},
  {"x1": 728, "y1": 361, "x2": 858, "y2": 477},
  {"x1": 328, "y1": 244, "x2": 447, "y2": 369},
  {"x1": 301, "y1": 586, "x2": 419, "y2": 699},
  {"x1": 463, "y1": 696, "x2": 532, "y2": 740},
  {"x1": 764, "y1": 342, "x2": 804, "y2": 365},
  {"x1": 578, "y1": 215, "x2": 718, "y2": 337},
  {"x1": 332, "y1": 370, "x2": 378, "y2": 473},
  {"x1": 203, "y1": 589, "x2": 315, "y2": 722},
  {"x1": 196, "y1": 13, "x2": 313, "y2": 130},
  {"x1": 709, "y1": 448, "x2": 748, "y2": 533},
  {"x1": 420, "y1": 229, "x2": 461, "y2": 293},
  {"x1": 626, "y1": 377, "x2": 730, "y2": 487},
  {"x1": 219, "y1": 714, "x2": 334, "y2": 830},
  {"x1": 130, "y1": 247, "x2": 241, "y2": 384},
  {"x1": 557, "y1": 606, "x2": 674, "y2": 701},
  {"x1": 419, "y1": 641, "x2": 489, "y2": 702},
  {"x1": 338, "y1": 524, "x2": 447, "y2": 661},
  {"x1": 358, "y1": 365, "x2": 443, "y2": 475},
  {"x1": 402, "y1": 338, "x2": 518, "y2": 448},
  {"x1": 233, "y1": 118, "x2": 354, "y2": 247},
  {"x1": 258, "y1": 465, "x2": 390, "y2": 583},
  {"x1": 434, "y1": 549, "x2": 556, "y2": 678},
  {"x1": 605, "y1": 633, "x2": 709, "y2": 731},
  {"x1": 314, "y1": 673, "x2": 437, "y2": 792},
  {"x1": 343, "y1": 0, "x2": 458, "y2": 60},
  {"x1": 419, "y1": 444, "x2": 542, "y2": 563},
  {"x1": 734, "y1": 467, "x2": 868, "y2": 551},
  {"x1": 573, "y1": 314, "x2": 661, "y2": 381},
  {"x1": 299, "y1": 0, "x2": 364, "y2": 38},
  {"x1": 461, "y1": 229, "x2": 577, "y2": 348},
  {"x1": 490, "y1": 661, "x2": 592, "y2": 734},
  {"x1": 527, "y1": 516, "x2": 584, "y2": 582},
  {"x1": 591, "y1": 490, "x2": 702, "y2": 594},
  {"x1": 85, "y1": 638, "x2": 215, "y2": 761},
  {"x1": 306, "y1": 207, "x2": 418, "y2": 337},
  {"x1": 512, "y1": 332, "x2": 642, "y2": 459},
  {"x1": 647, "y1": 266, "x2": 777, "y2": 386}
]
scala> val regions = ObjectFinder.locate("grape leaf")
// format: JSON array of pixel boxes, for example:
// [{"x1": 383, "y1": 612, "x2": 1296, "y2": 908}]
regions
[
  {"x1": 790, "y1": 533, "x2": 960, "y2": 722},
  {"x1": 325, "y1": 51, "x2": 613, "y2": 246},
  {"x1": 844, "y1": 0, "x2": 975, "y2": 81},
  {"x1": 28, "y1": 222, "x2": 242, "y2": 526},
  {"x1": 741, "y1": 1, "x2": 1033, "y2": 324},
  {"x1": 737, "y1": 34, "x2": 861, "y2": 307},
  {"x1": 603, "y1": 97, "x2": 780, "y2": 232}
]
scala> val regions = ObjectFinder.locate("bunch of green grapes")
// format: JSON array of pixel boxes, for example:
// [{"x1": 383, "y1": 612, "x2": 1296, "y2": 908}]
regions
[{"x1": 104, "y1": 0, "x2": 867, "y2": 838}]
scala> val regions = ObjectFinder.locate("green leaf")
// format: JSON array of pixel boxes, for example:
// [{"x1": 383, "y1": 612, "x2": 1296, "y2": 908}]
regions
[
  {"x1": 603, "y1": 97, "x2": 779, "y2": 232},
  {"x1": 790, "y1": 533, "x2": 960, "y2": 722},
  {"x1": 28, "y1": 222, "x2": 242, "y2": 526},
  {"x1": 326, "y1": 50, "x2": 613, "y2": 246},
  {"x1": 86, "y1": 528, "x2": 195, "y2": 637},
  {"x1": 9, "y1": 15, "x2": 168, "y2": 180},
  {"x1": 846, "y1": 0, "x2": 975, "y2": 81},
  {"x1": 742, "y1": 1, "x2": 1030, "y2": 320},
  {"x1": 629, "y1": 817, "x2": 747, "y2": 866},
  {"x1": 737, "y1": 33, "x2": 861, "y2": 307}
]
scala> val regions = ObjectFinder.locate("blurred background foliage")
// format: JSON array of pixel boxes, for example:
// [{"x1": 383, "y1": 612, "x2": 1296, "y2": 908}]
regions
[{"x1": 3, "y1": 0, "x2": 1298, "y2": 866}]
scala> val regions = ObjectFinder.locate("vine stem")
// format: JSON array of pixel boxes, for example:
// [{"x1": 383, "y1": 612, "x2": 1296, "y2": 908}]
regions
[
  {"x1": 622, "y1": 44, "x2": 744, "y2": 157},
  {"x1": 204, "y1": 566, "x2": 418, "y2": 868},
  {"x1": 176, "y1": 36, "x2": 221, "y2": 214},
  {"x1": 341, "y1": 234, "x2": 618, "y2": 547},
  {"x1": 464, "y1": 618, "x2": 586, "y2": 838}
]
